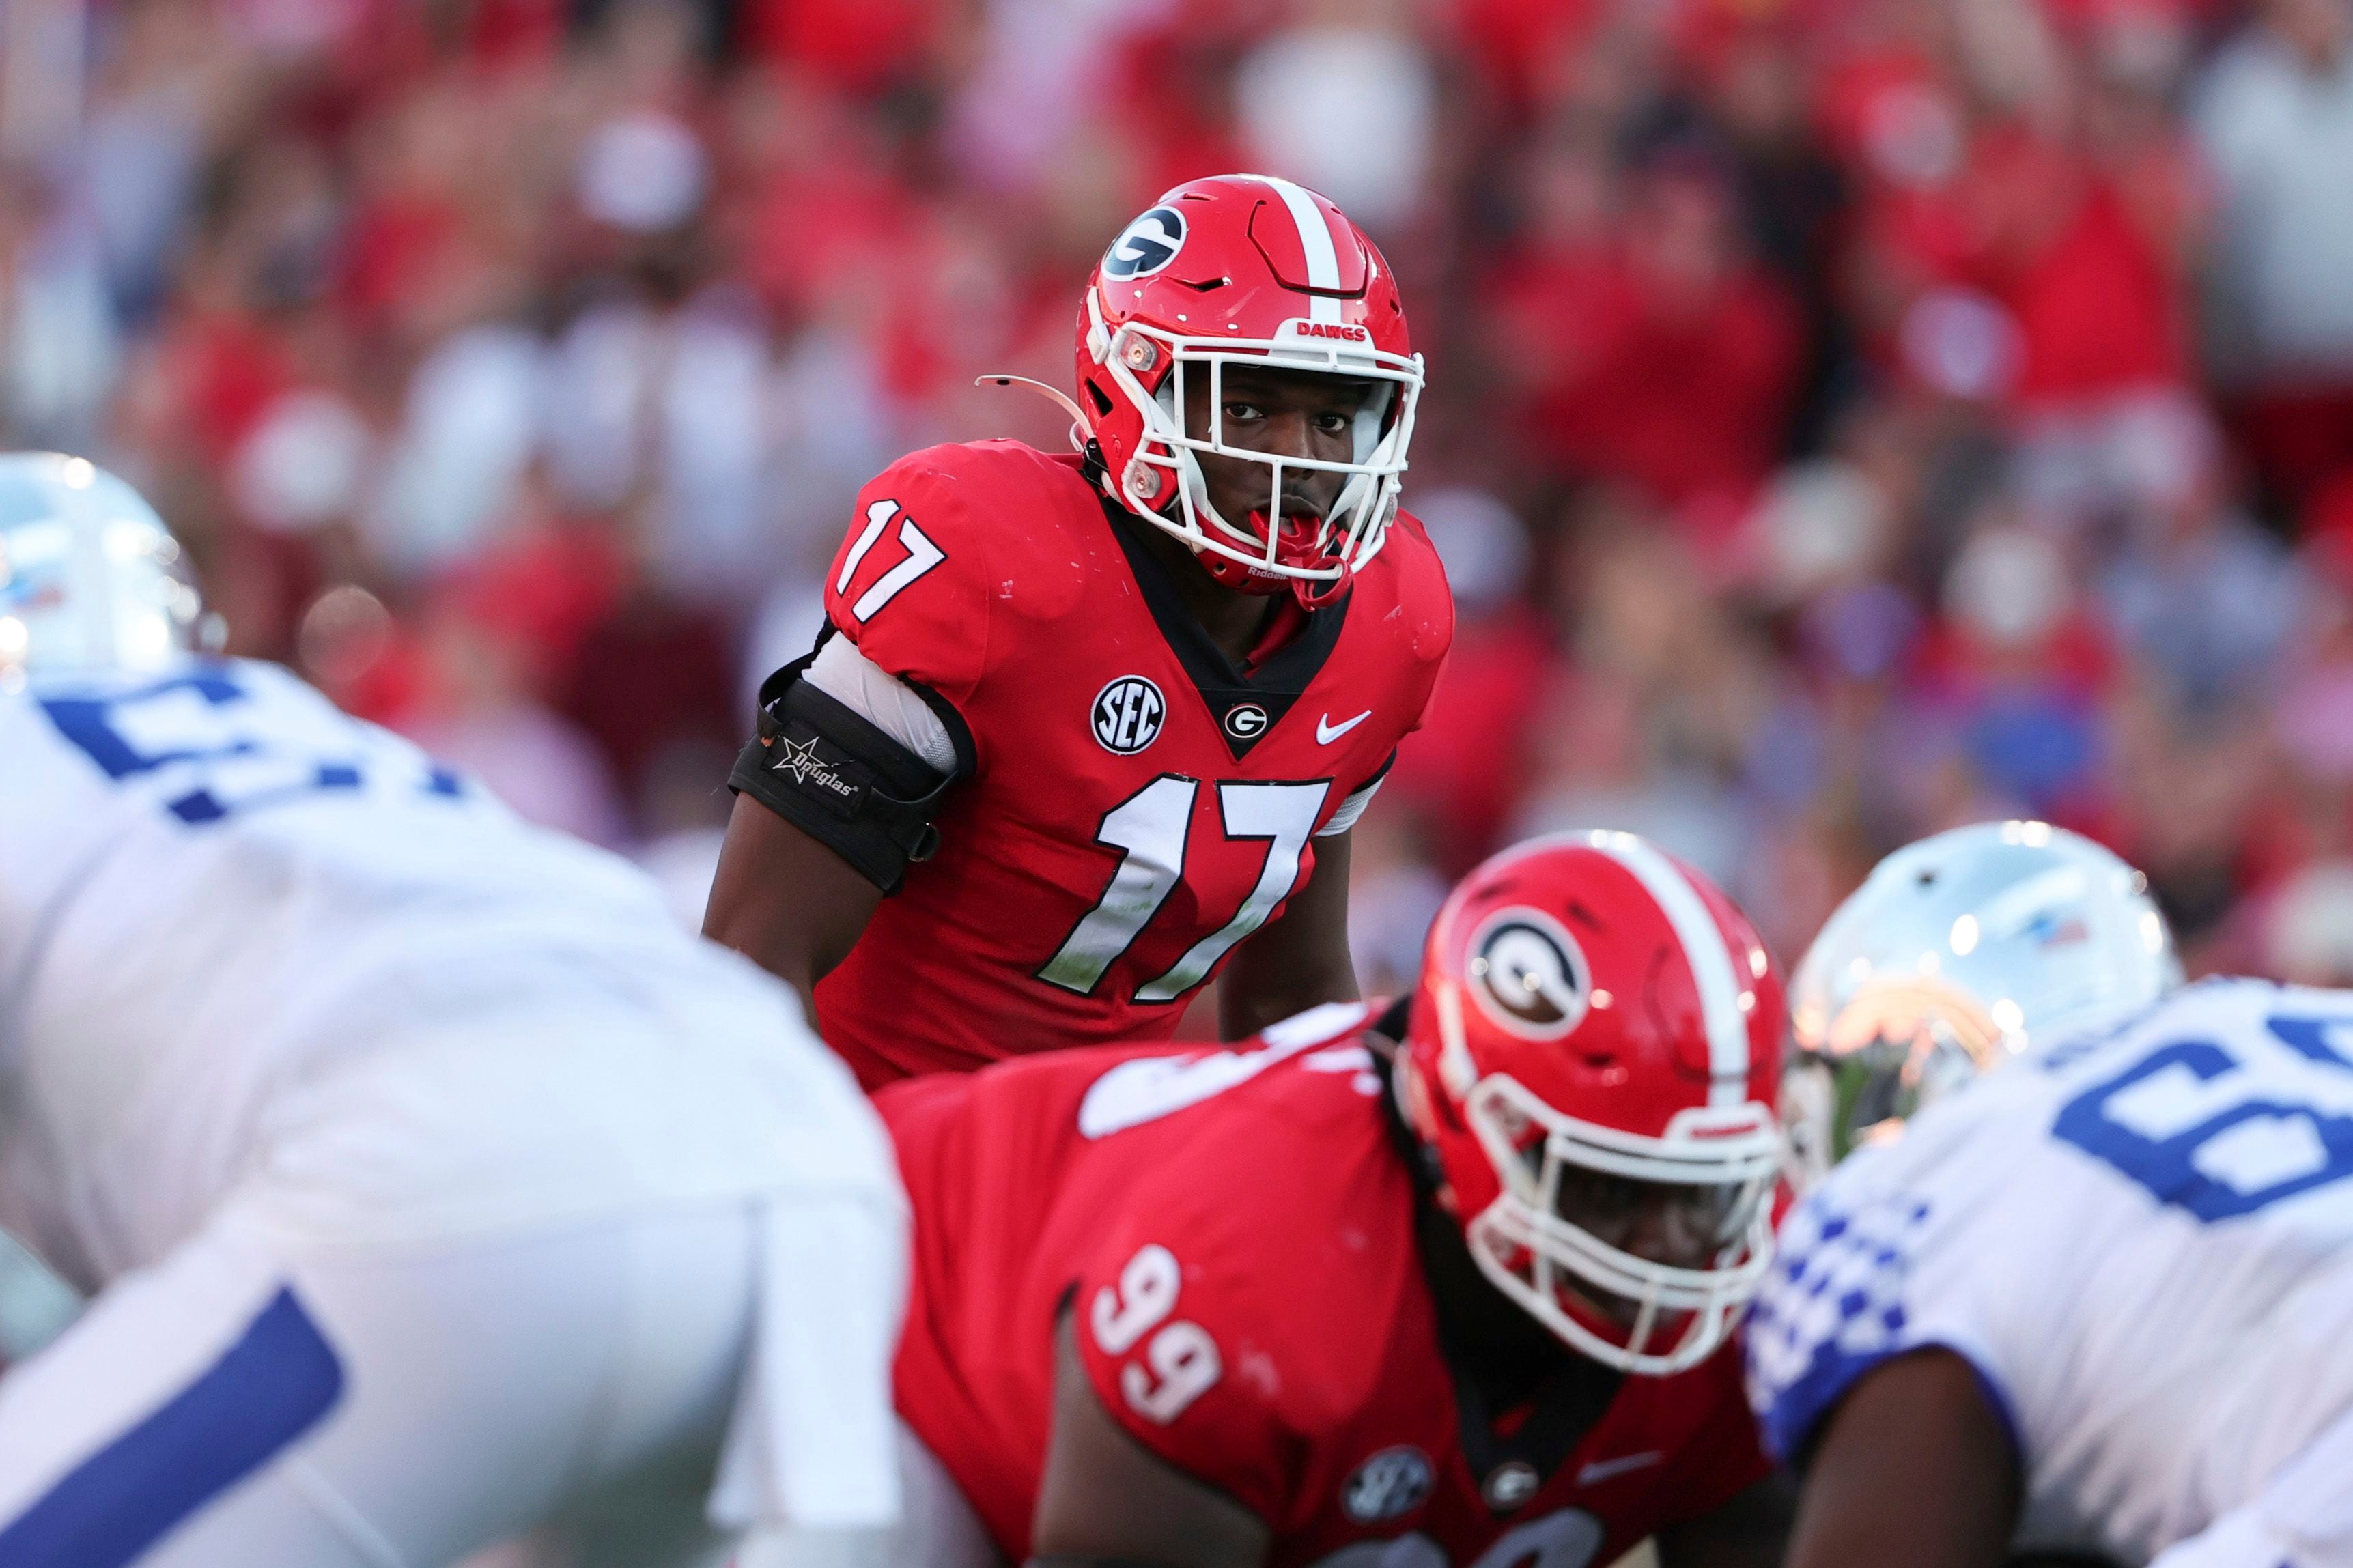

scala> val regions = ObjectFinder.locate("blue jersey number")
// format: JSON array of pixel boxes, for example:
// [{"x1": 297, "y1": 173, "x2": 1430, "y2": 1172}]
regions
[
  {"x1": 2052, "y1": 1014, "x2": 2353, "y2": 1221},
  {"x1": 40, "y1": 670, "x2": 462, "y2": 825}
]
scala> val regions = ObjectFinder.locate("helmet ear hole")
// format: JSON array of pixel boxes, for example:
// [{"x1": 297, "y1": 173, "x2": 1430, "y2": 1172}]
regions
[{"x1": 1085, "y1": 380, "x2": 1114, "y2": 418}]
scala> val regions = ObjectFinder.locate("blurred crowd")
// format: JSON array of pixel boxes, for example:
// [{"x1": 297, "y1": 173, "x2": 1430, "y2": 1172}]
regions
[{"x1": 8, "y1": 0, "x2": 2353, "y2": 995}]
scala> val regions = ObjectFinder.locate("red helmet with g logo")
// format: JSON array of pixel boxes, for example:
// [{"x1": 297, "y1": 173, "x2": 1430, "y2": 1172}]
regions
[
  {"x1": 1072, "y1": 174, "x2": 1424, "y2": 606},
  {"x1": 1400, "y1": 831, "x2": 1786, "y2": 1375}
]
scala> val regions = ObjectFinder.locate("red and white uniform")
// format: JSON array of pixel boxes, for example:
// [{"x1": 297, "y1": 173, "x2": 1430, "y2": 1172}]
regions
[
  {"x1": 881, "y1": 1002, "x2": 1770, "y2": 1568},
  {"x1": 818, "y1": 443, "x2": 1452, "y2": 1087}
]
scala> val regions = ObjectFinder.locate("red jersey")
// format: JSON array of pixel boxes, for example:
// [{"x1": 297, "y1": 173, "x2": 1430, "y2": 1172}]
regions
[
  {"x1": 815, "y1": 440, "x2": 1452, "y2": 1087},
  {"x1": 880, "y1": 1002, "x2": 1773, "y2": 1567}
]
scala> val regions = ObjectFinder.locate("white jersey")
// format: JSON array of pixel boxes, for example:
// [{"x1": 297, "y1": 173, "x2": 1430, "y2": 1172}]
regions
[
  {"x1": 0, "y1": 657, "x2": 875, "y2": 1293},
  {"x1": 1747, "y1": 977, "x2": 2353, "y2": 1565}
]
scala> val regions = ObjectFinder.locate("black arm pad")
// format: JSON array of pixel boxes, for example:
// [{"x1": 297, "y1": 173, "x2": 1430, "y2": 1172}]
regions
[{"x1": 727, "y1": 652, "x2": 960, "y2": 895}]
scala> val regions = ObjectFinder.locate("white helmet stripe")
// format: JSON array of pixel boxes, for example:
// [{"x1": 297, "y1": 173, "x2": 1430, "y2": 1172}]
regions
[
  {"x1": 1245, "y1": 173, "x2": 1344, "y2": 324},
  {"x1": 1587, "y1": 833, "x2": 1752, "y2": 1106}
]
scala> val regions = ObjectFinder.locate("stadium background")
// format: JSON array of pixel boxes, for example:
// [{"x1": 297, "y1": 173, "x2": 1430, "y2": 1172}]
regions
[
  {"x1": 2, "y1": 0, "x2": 2351, "y2": 1560},
  {"x1": 6, "y1": 0, "x2": 2353, "y2": 995}
]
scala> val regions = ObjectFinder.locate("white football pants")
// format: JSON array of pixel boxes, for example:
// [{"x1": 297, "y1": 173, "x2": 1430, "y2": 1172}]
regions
[
  {"x1": 0, "y1": 1191, "x2": 895, "y2": 1567},
  {"x1": 739, "y1": 1423, "x2": 999, "y2": 1568}
]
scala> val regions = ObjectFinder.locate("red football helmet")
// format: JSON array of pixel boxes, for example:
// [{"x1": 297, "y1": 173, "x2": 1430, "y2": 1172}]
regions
[
  {"x1": 1070, "y1": 174, "x2": 1424, "y2": 606},
  {"x1": 1399, "y1": 831, "x2": 1786, "y2": 1376}
]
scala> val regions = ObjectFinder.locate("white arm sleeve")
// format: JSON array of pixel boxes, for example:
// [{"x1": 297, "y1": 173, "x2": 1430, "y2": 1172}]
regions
[
  {"x1": 1317, "y1": 774, "x2": 1383, "y2": 838},
  {"x1": 804, "y1": 635, "x2": 959, "y2": 775}
]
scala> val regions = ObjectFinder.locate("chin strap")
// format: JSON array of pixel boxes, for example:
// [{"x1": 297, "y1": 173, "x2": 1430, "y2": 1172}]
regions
[
  {"x1": 1292, "y1": 563, "x2": 1354, "y2": 610},
  {"x1": 975, "y1": 375, "x2": 1091, "y2": 453}
]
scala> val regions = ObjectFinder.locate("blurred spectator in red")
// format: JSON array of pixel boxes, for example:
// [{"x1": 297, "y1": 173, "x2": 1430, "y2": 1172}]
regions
[
  {"x1": 1704, "y1": 20, "x2": 1853, "y2": 449},
  {"x1": 1388, "y1": 485, "x2": 1553, "y2": 873},
  {"x1": 742, "y1": 0, "x2": 948, "y2": 95},
  {"x1": 1489, "y1": 140, "x2": 1805, "y2": 512},
  {"x1": 395, "y1": 536, "x2": 633, "y2": 849},
  {"x1": 2196, "y1": 0, "x2": 2353, "y2": 513},
  {"x1": 1511, "y1": 491, "x2": 1774, "y2": 884}
]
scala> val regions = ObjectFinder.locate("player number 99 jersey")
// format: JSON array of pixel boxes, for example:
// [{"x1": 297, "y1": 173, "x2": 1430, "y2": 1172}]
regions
[{"x1": 883, "y1": 1002, "x2": 1769, "y2": 1567}]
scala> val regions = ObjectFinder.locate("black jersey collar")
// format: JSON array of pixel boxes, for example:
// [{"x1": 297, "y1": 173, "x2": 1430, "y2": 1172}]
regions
[
  {"x1": 1102, "y1": 498, "x2": 1351, "y2": 761},
  {"x1": 1372, "y1": 1044, "x2": 1626, "y2": 1513}
]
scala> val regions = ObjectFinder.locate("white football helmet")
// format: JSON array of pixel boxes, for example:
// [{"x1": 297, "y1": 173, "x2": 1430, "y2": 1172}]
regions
[
  {"x1": 0, "y1": 453, "x2": 208, "y2": 685},
  {"x1": 1784, "y1": 820, "x2": 2182, "y2": 1183}
]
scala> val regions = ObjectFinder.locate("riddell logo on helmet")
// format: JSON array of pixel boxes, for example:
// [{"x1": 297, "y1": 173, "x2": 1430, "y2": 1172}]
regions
[{"x1": 1278, "y1": 319, "x2": 1370, "y2": 343}]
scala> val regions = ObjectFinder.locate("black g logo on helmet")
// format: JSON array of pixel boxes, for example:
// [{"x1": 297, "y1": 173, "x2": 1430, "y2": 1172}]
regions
[
  {"x1": 1103, "y1": 206, "x2": 1185, "y2": 280},
  {"x1": 1467, "y1": 908, "x2": 1590, "y2": 1040}
]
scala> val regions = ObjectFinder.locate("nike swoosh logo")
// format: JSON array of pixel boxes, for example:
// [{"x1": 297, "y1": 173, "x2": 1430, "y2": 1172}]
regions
[
  {"x1": 1316, "y1": 710, "x2": 1372, "y2": 745},
  {"x1": 1577, "y1": 1451, "x2": 1663, "y2": 1485}
]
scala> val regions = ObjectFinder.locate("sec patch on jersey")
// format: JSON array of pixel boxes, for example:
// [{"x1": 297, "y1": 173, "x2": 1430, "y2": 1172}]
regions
[
  {"x1": 1092, "y1": 676, "x2": 1167, "y2": 755},
  {"x1": 1343, "y1": 1448, "x2": 1437, "y2": 1524}
]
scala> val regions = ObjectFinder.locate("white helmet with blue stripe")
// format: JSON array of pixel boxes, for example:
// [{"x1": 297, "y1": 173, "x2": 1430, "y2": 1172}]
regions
[
  {"x1": 1784, "y1": 819, "x2": 2182, "y2": 1180},
  {"x1": 0, "y1": 452, "x2": 208, "y2": 685}
]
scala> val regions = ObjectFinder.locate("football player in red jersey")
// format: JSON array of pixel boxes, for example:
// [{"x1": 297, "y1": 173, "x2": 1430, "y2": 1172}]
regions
[
  {"x1": 858, "y1": 832, "x2": 1792, "y2": 1568},
  {"x1": 705, "y1": 174, "x2": 1453, "y2": 1088}
]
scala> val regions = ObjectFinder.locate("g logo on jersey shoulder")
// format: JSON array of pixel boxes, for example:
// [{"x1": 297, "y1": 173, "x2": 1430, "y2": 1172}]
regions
[
  {"x1": 1093, "y1": 676, "x2": 1166, "y2": 755},
  {"x1": 1342, "y1": 1446, "x2": 1434, "y2": 1524},
  {"x1": 1103, "y1": 206, "x2": 1186, "y2": 280},
  {"x1": 1222, "y1": 702, "x2": 1269, "y2": 741},
  {"x1": 1467, "y1": 908, "x2": 1590, "y2": 1041},
  {"x1": 1482, "y1": 1461, "x2": 1540, "y2": 1512}
]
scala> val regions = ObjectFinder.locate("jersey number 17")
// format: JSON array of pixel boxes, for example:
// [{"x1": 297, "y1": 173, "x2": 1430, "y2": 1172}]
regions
[{"x1": 1037, "y1": 778, "x2": 1329, "y2": 1003}]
